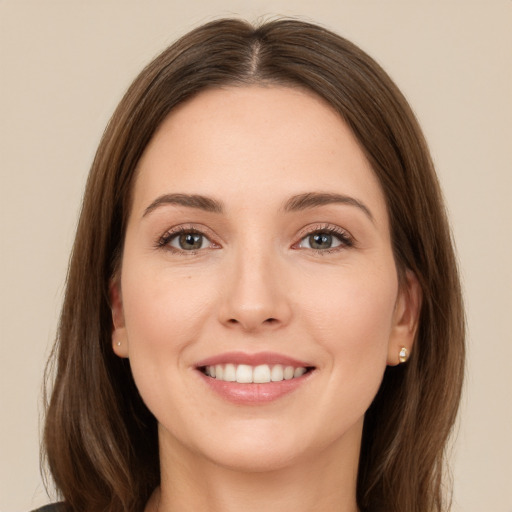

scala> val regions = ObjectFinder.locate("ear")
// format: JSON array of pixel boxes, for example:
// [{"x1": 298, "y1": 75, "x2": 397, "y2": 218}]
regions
[
  {"x1": 110, "y1": 278, "x2": 129, "y2": 358},
  {"x1": 387, "y1": 269, "x2": 422, "y2": 366}
]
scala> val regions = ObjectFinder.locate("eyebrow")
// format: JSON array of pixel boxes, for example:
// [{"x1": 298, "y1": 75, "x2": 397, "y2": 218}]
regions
[
  {"x1": 143, "y1": 193, "x2": 224, "y2": 217},
  {"x1": 142, "y1": 191, "x2": 373, "y2": 222},
  {"x1": 283, "y1": 192, "x2": 374, "y2": 222}
]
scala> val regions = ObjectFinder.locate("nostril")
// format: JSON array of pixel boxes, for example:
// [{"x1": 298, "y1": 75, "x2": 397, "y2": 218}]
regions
[{"x1": 226, "y1": 317, "x2": 277, "y2": 327}]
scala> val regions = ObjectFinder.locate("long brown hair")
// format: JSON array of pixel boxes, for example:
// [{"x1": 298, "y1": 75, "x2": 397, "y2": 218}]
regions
[{"x1": 43, "y1": 18, "x2": 465, "y2": 512}]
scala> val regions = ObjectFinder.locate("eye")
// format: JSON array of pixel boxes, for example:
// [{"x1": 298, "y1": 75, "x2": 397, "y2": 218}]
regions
[
  {"x1": 299, "y1": 232, "x2": 342, "y2": 250},
  {"x1": 170, "y1": 232, "x2": 209, "y2": 250},
  {"x1": 158, "y1": 228, "x2": 215, "y2": 252},
  {"x1": 296, "y1": 227, "x2": 353, "y2": 251}
]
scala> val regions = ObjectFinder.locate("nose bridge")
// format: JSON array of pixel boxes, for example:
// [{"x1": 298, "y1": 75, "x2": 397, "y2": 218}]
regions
[{"x1": 219, "y1": 234, "x2": 291, "y2": 331}]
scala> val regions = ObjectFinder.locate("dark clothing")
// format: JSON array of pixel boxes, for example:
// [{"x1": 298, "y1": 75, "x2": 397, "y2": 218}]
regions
[{"x1": 31, "y1": 504, "x2": 64, "y2": 512}]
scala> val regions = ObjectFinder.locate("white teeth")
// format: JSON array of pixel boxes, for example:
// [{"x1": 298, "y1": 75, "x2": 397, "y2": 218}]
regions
[
  {"x1": 236, "y1": 364, "x2": 253, "y2": 383},
  {"x1": 294, "y1": 367, "x2": 306, "y2": 378},
  {"x1": 283, "y1": 366, "x2": 295, "y2": 380},
  {"x1": 271, "y1": 364, "x2": 284, "y2": 381},
  {"x1": 224, "y1": 363, "x2": 236, "y2": 382},
  {"x1": 203, "y1": 363, "x2": 309, "y2": 383},
  {"x1": 253, "y1": 364, "x2": 271, "y2": 383}
]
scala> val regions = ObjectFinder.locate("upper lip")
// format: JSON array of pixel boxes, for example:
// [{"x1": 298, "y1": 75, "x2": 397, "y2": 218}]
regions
[{"x1": 195, "y1": 351, "x2": 314, "y2": 368}]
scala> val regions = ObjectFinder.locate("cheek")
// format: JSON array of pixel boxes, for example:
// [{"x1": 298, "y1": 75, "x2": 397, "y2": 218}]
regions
[
  {"x1": 297, "y1": 263, "x2": 398, "y2": 372},
  {"x1": 119, "y1": 258, "x2": 220, "y2": 405},
  {"x1": 119, "y1": 261, "x2": 219, "y2": 427},
  {"x1": 122, "y1": 262, "x2": 213, "y2": 346},
  {"x1": 299, "y1": 267, "x2": 398, "y2": 437}
]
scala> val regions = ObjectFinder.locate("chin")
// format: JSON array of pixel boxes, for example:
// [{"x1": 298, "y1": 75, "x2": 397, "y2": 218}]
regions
[
  {"x1": 163, "y1": 418, "x2": 313, "y2": 473},
  {"x1": 203, "y1": 441, "x2": 305, "y2": 473},
  {"x1": 182, "y1": 417, "x2": 358, "y2": 474}
]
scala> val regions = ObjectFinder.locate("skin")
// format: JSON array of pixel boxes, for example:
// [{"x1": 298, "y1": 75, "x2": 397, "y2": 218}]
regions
[{"x1": 111, "y1": 85, "x2": 421, "y2": 512}]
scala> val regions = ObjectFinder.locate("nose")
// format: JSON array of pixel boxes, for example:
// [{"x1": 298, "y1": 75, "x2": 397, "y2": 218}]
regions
[{"x1": 218, "y1": 247, "x2": 293, "y2": 332}]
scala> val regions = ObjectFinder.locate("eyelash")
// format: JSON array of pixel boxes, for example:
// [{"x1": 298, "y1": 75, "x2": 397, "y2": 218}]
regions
[
  {"x1": 293, "y1": 224, "x2": 354, "y2": 254},
  {"x1": 155, "y1": 226, "x2": 216, "y2": 255},
  {"x1": 155, "y1": 223, "x2": 354, "y2": 255}
]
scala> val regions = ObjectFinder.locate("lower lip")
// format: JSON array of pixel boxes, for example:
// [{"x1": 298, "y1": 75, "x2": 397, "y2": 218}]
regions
[{"x1": 198, "y1": 371, "x2": 313, "y2": 405}]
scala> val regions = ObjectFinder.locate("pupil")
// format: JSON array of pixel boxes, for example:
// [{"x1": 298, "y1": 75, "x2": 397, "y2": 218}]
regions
[
  {"x1": 179, "y1": 233, "x2": 202, "y2": 250},
  {"x1": 310, "y1": 233, "x2": 332, "y2": 249}
]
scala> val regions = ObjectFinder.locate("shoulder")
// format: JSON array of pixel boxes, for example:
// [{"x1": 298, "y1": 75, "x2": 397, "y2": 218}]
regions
[{"x1": 31, "y1": 504, "x2": 66, "y2": 512}]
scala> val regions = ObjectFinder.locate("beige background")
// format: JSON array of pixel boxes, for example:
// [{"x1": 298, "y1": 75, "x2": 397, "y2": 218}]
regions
[{"x1": 1, "y1": 1, "x2": 511, "y2": 511}]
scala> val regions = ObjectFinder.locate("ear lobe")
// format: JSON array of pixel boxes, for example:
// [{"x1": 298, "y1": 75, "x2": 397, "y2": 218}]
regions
[
  {"x1": 387, "y1": 269, "x2": 422, "y2": 366},
  {"x1": 110, "y1": 279, "x2": 129, "y2": 358}
]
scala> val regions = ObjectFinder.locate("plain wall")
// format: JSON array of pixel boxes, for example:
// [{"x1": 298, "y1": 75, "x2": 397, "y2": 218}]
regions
[{"x1": 1, "y1": 1, "x2": 511, "y2": 511}]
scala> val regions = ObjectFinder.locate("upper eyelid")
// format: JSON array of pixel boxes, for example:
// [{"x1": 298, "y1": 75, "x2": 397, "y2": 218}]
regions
[
  {"x1": 293, "y1": 225, "x2": 356, "y2": 252},
  {"x1": 156, "y1": 222, "x2": 354, "y2": 248},
  {"x1": 295, "y1": 223, "x2": 354, "y2": 240},
  {"x1": 161, "y1": 223, "x2": 219, "y2": 240},
  {"x1": 156, "y1": 224, "x2": 221, "y2": 251}
]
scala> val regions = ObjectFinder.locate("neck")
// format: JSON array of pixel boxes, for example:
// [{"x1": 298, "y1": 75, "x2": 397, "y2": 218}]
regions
[{"x1": 147, "y1": 422, "x2": 362, "y2": 512}]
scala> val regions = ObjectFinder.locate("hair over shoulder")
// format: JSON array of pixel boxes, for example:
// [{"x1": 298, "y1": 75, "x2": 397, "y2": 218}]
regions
[{"x1": 43, "y1": 18, "x2": 465, "y2": 512}]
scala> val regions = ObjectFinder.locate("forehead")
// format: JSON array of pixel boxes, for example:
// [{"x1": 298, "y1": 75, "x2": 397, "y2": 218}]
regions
[{"x1": 132, "y1": 85, "x2": 387, "y2": 222}]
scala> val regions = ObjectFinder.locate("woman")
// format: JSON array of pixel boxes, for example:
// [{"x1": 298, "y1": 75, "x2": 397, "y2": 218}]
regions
[{"x1": 40, "y1": 18, "x2": 464, "y2": 512}]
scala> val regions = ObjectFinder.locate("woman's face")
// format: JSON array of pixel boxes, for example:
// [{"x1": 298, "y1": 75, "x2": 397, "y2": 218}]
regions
[{"x1": 112, "y1": 86, "x2": 418, "y2": 472}]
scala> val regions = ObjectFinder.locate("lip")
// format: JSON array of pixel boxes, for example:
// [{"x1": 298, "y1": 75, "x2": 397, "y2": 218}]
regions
[
  {"x1": 195, "y1": 351, "x2": 313, "y2": 368},
  {"x1": 195, "y1": 351, "x2": 315, "y2": 405}
]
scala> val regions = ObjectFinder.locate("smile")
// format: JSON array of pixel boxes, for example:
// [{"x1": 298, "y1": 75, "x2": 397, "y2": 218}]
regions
[
  {"x1": 195, "y1": 352, "x2": 315, "y2": 404},
  {"x1": 201, "y1": 363, "x2": 311, "y2": 383}
]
